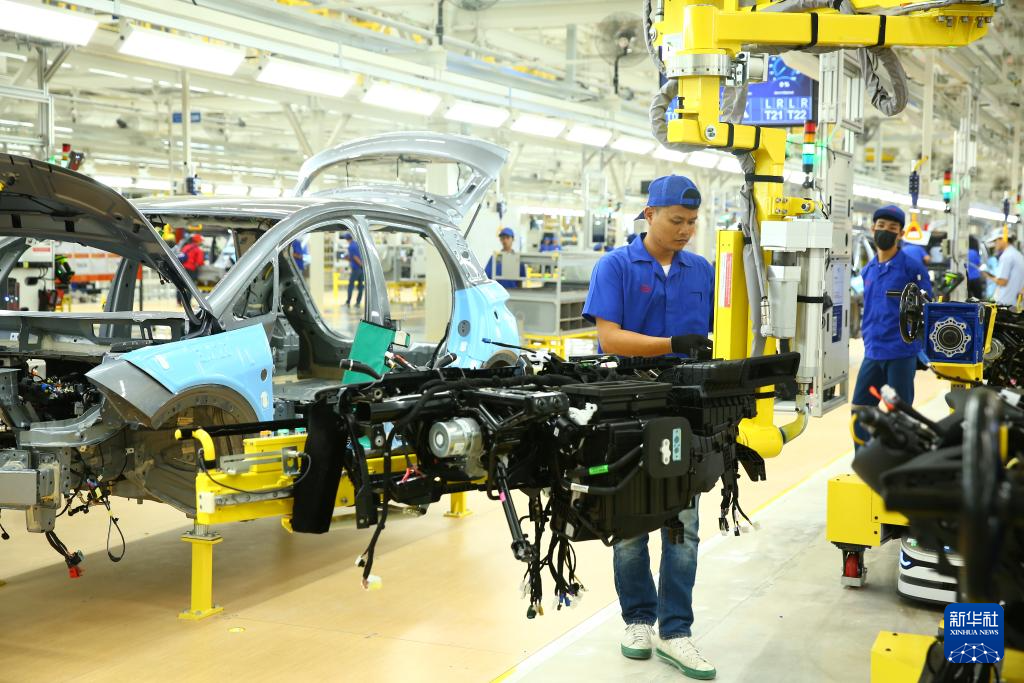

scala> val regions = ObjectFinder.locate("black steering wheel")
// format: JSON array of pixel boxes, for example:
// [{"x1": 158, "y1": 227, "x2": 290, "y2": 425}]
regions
[
  {"x1": 895, "y1": 282, "x2": 928, "y2": 344},
  {"x1": 960, "y1": 389, "x2": 1007, "y2": 603}
]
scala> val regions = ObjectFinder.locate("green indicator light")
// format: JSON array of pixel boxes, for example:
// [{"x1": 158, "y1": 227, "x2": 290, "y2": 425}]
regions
[{"x1": 588, "y1": 464, "x2": 610, "y2": 476}]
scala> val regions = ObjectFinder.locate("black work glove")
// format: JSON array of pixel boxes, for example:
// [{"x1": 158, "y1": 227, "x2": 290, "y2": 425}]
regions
[{"x1": 671, "y1": 334, "x2": 713, "y2": 358}]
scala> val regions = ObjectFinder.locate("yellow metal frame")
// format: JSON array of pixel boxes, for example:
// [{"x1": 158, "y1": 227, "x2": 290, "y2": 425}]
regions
[
  {"x1": 658, "y1": 0, "x2": 995, "y2": 458},
  {"x1": 175, "y1": 429, "x2": 469, "y2": 619}
]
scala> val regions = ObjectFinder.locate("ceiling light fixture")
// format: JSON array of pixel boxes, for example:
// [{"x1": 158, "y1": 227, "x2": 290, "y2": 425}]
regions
[
  {"x1": 118, "y1": 25, "x2": 245, "y2": 76},
  {"x1": 652, "y1": 146, "x2": 688, "y2": 163},
  {"x1": 0, "y1": 0, "x2": 99, "y2": 46},
  {"x1": 361, "y1": 83, "x2": 441, "y2": 116},
  {"x1": 256, "y1": 58, "x2": 356, "y2": 98},
  {"x1": 686, "y1": 151, "x2": 721, "y2": 169},
  {"x1": 566, "y1": 124, "x2": 612, "y2": 148},
  {"x1": 611, "y1": 136, "x2": 656, "y2": 155},
  {"x1": 444, "y1": 101, "x2": 510, "y2": 128},
  {"x1": 510, "y1": 114, "x2": 565, "y2": 138}
]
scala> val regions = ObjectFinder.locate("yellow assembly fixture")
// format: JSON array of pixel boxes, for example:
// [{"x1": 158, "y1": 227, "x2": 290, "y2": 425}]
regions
[{"x1": 171, "y1": 428, "x2": 463, "y2": 619}]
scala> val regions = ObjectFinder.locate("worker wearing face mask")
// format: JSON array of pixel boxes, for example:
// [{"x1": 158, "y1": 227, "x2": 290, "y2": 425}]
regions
[{"x1": 851, "y1": 205, "x2": 933, "y2": 448}]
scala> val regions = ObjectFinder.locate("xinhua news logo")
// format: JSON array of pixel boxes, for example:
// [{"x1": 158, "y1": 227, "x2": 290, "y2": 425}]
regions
[{"x1": 944, "y1": 603, "x2": 1004, "y2": 664}]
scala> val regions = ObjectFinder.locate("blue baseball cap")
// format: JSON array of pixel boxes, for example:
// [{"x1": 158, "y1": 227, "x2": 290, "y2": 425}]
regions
[
  {"x1": 872, "y1": 204, "x2": 905, "y2": 228},
  {"x1": 499, "y1": 227, "x2": 515, "y2": 238},
  {"x1": 647, "y1": 175, "x2": 702, "y2": 209}
]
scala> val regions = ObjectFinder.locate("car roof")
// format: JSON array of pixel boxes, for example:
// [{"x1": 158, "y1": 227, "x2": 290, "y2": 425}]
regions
[{"x1": 134, "y1": 196, "x2": 332, "y2": 221}]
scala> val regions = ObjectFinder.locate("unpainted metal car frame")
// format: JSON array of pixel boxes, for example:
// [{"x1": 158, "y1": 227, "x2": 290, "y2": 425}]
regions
[{"x1": 0, "y1": 132, "x2": 520, "y2": 534}]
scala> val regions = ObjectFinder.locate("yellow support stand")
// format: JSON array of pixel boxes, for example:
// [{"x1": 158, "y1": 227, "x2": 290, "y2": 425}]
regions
[
  {"x1": 179, "y1": 525, "x2": 224, "y2": 621},
  {"x1": 444, "y1": 492, "x2": 472, "y2": 519}
]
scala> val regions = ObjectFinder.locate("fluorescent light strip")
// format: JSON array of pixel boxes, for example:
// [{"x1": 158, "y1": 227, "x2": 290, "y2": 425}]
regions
[
  {"x1": 444, "y1": 101, "x2": 510, "y2": 128},
  {"x1": 87, "y1": 68, "x2": 129, "y2": 79},
  {"x1": 0, "y1": 0, "x2": 98, "y2": 46},
  {"x1": 717, "y1": 155, "x2": 743, "y2": 174},
  {"x1": 566, "y1": 125, "x2": 612, "y2": 148},
  {"x1": 686, "y1": 151, "x2": 721, "y2": 169},
  {"x1": 0, "y1": 119, "x2": 33, "y2": 127},
  {"x1": 969, "y1": 207, "x2": 1020, "y2": 224},
  {"x1": 361, "y1": 83, "x2": 440, "y2": 116},
  {"x1": 653, "y1": 146, "x2": 688, "y2": 163},
  {"x1": 611, "y1": 136, "x2": 656, "y2": 155},
  {"x1": 510, "y1": 114, "x2": 564, "y2": 138},
  {"x1": 256, "y1": 58, "x2": 356, "y2": 98},
  {"x1": 119, "y1": 26, "x2": 245, "y2": 76}
]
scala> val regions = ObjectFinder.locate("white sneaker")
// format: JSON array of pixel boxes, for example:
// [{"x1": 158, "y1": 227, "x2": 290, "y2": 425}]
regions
[
  {"x1": 620, "y1": 623, "x2": 655, "y2": 660},
  {"x1": 656, "y1": 636, "x2": 717, "y2": 680}
]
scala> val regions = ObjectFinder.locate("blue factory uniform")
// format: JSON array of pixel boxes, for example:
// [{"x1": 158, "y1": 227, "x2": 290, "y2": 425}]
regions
[
  {"x1": 967, "y1": 248, "x2": 985, "y2": 299},
  {"x1": 901, "y1": 242, "x2": 929, "y2": 266},
  {"x1": 346, "y1": 239, "x2": 364, "y2": 307},
  {"x1": 852, "y1": 247, "x2": 932, "y2": 445},
  {"x1": 583, "y1": 234, "x2": 714, "y2": 352},
  {"x1": 582, "y1": 174, "x2": 714, "y2": 652}
]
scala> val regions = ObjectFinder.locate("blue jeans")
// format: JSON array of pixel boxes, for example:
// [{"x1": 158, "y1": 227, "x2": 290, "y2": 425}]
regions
[
  {"x1": 613, "y1": 497, "x2": 699, "y2": 639},
  {"x1": 851, "y1": 355, "x2": 918, "y2": 447},
  {"x1": 347, "y1": 269, "x2": 364, "y2": 306}
]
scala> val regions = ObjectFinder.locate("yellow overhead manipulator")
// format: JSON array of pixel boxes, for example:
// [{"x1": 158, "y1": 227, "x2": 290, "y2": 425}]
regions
[{"x1": 647, "y1": 0, "x2": 998, "y2": 458}]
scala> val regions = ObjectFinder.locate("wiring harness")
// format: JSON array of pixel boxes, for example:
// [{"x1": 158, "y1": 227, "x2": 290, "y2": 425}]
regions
[{"x1": 293, "y1": 351, "x2": 799, "y2": 617}]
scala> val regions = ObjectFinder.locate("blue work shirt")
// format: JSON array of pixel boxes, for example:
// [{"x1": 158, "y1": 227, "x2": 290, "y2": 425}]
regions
[
  {"x1": 485, "y1": 252, "x2": 526, "y2": 288},
  {"x1": 583, "y1": 233, "x2": 714, "y2": 352},
  {"x1": 346, "y1": 240, "x2": 363, "y2": 274},
  {"x1": 901, "y1": 242, "x2": 929, "y2": 266},
  {"x1": 968, "y1": 248, "x2": 981, "y2": 281},
  {"x1": 860, "y1": 247, "x2": 933, "y2": 360}
]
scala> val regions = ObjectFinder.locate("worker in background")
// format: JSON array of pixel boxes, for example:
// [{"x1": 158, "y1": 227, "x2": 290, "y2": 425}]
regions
[
  {"x1": 539, "y1": 233, "x2": 562, "y2": 252},
  {"x1": 344, "y1": 233, "x2": 364, "y2": 308},
  {"x1": 583, "y1": 174, "x2": 716, "y2": 681},
  {"x1": 967, "y1": 235, "x2": 985, "y2": 300},
  {"x1": 983, "y1": 228, "x2": 1024, "y2": 309},
  {"x1": 901, "y1": 236, "x2": 931, "y2": 266},
  {"x1": 485, "y1": 227, "x2": 525, "y2": 288},
  {"x1": 852, "y1": 205, "x2": 932, "y2": 447},
  {"x1": 179, "y1": 234, "x2": 206, "y2": 282},
  {"x1": 291, "y1": 238, "x2": 309, "y2": 274}
]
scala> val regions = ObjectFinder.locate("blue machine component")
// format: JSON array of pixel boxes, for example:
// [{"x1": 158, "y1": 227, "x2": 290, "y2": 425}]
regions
[
  {"x1": 448, "y1": 281, "x2": 520, "y2": 368},
  {"x1": 923, "y1": 301, "x2": 985, "y2": 365},
  {"x1": 120, "y1": 324, "x2": 275, "y2": 420}
]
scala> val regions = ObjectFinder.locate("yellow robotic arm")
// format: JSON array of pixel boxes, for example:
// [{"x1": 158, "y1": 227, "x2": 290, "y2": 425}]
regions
[{"x1": 651, "y1": 0, "x2": 999, "y2": 457}]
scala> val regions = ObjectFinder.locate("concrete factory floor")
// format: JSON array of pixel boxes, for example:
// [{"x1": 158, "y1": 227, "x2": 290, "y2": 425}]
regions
[{"x1": 0, "y1": 340, "x2": 946, "y2": 682}]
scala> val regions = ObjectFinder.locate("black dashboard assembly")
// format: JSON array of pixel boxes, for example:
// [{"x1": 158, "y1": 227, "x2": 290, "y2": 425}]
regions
[{"x1": 293, "y1": 351, "x2": 800, "y2": 615}]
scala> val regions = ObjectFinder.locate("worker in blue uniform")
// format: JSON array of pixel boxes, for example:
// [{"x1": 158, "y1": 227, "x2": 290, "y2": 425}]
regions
[
  {"x1": 967, "y1": 235, "x2": 985, "y2": 300},
  {"x1": 900, "y1": 239, "x2": 931, "y2": 267},
  {"x1": 484, "y1": 227, "x2": 526, "y2": 288},
  {"x1": 343, "y1": 233, "x2": 364, "y2": 307},
  {"x1": 852, "y1": 204, "x2": 932, "y2": 447},
  {"x1": 583, "y1": 174, "x2": 716, "y2": 681}
]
